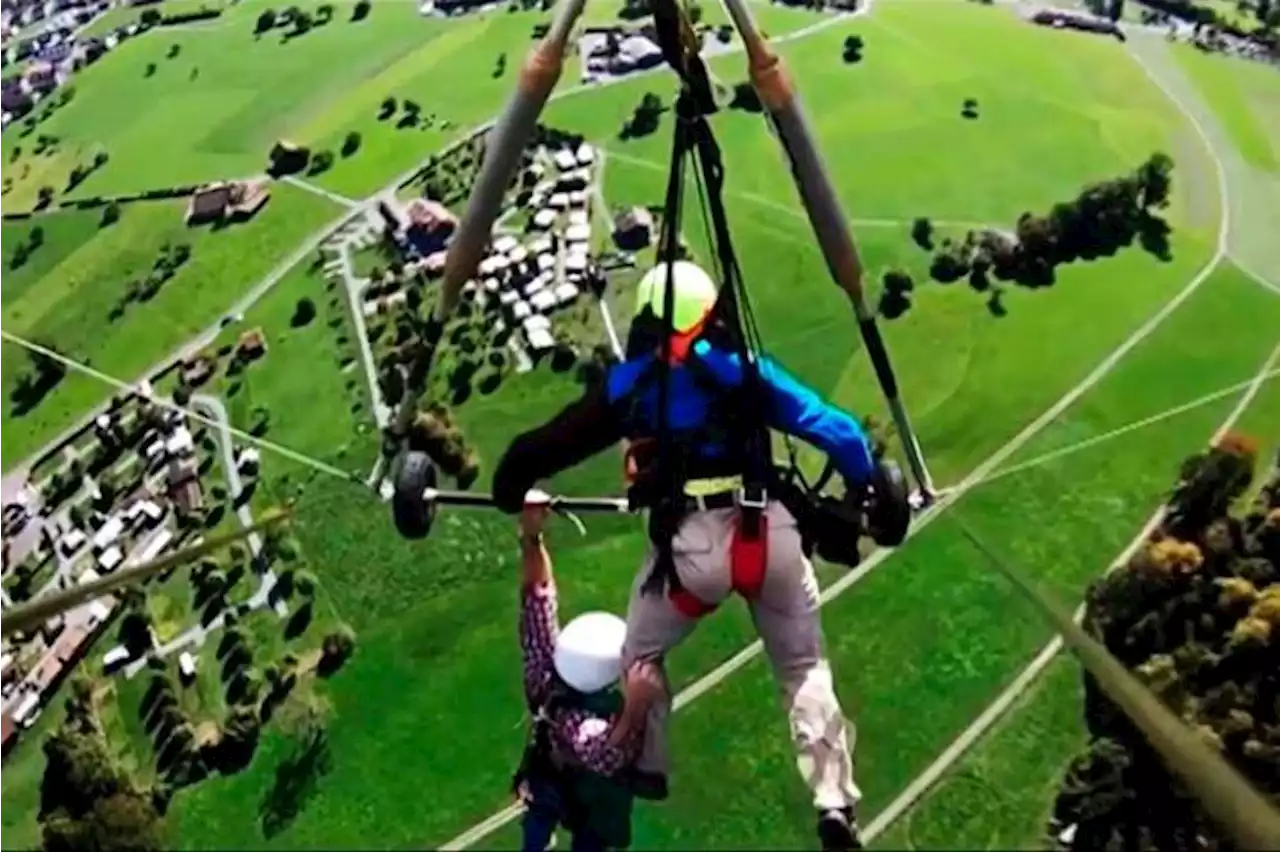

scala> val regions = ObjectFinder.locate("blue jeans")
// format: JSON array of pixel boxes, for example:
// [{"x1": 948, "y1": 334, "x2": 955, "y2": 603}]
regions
[{"x1": 521, "y1": 776, "x2": 608, "y2": 852}]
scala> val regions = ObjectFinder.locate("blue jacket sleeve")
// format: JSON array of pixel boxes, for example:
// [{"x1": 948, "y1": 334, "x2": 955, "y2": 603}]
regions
[{"x1": 690, "y1": 341, "x2": 876, "y2": 484}]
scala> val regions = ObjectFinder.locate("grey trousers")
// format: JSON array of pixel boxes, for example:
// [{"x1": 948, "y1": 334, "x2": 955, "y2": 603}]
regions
[{"x1": 620, "y1": 501, "x2": 862, "y2": 811}]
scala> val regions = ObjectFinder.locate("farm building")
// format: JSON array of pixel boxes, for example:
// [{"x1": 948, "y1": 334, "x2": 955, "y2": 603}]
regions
[
  {"x1": 185, "y1": 180, "x2": 271, "y2": 226},
  {"x1": 236, "y1": 328, "x2": 268, "y2": 361},
  {"x1": 168, "y1": 457, "x2": 202, "y2": 511},
  {"x1": 165, "y1": 426, "x2": 194, "y2": 457},
  {"x1": 614, "y1": 206, "x2": 654, "y2": 250}
]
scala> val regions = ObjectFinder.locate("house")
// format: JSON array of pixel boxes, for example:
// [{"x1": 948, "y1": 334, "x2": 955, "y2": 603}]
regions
[
  {"x1": 127, "y1": 498, "x2": 166, "y2": 528},
  {"x1": 405, "y1": 198, "x2": 457, "y2": 256},
  {"x1": 236, "y1": 327, "x2": 268, "y2": 361},
  {"x1": 165, "y1": 426, "x2": 194, "y2": 458},
  {"x1": 102, "y1": 644, "x2": 131, "y2": 674},
  {"x1": 13, "y1": 693, "x2": 39, "y2": 728},
  {"x1": 565, "y1": 223, "x2": 591, "y2": 245},
  {"x1": 168, "y1": 457, "x2": 202, "y2": 511},
  {"x1": 97, "y1": 545, "x2": 123, "y2": 572},
  {"x1": 554, "y1": 282, "x2": 581, "y2": 306},
  {"x1": 130, "y1": 529, "x2": 173, "y2": 567},
  {"x1": 21, "y1": 61, "x2": 57, "y2": 94},
  {"x1": 552, "y1": 149, "x2": 578, "y2": 172},
  {"x1": 178, "y1": 651, "x2": 197, "y2": 682},
  {"x1": 567, "y1": 209, "x2": 589, "y2": 228},
  {"x1": 575, "y1": 143, "x2": 595, "y2": 167},
  {"x1": 2, "y1": 711, "x2": 17, "y2": 755},
  {"x1": 530, "y1": 290, "x2": 557, "y2": 313},
  {"x1": 532, "y1": 209, "x2": 557, "y2": 231},
  {"x1": 91, "y1": 515, "x2": 124, "y2": 552},
  {"x1": 527, "y1": 326, "x2": 555, "y2": 353},
  {"x1": 58, "y1": 528, "x2": 86, "y2": 557},
  {"x1": 185, "y1": 180, "x2": 271, "y2": 226},
  {"x1": 236, "y1": 447, "x2": 260, "y2": 474},
  {"x1": 179, "y1": 355, "x2": 215, "y2": 387},
  {"x1": 613, "y1": 206, "x2": 654, "y2": 250}
]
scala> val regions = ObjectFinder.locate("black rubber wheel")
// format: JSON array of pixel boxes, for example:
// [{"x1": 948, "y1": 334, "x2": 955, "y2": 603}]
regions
[
  {"x1": 866, "y1": 459, "x2": 911, "y2": 547},
  {"x1": 392, "y1": 451, "x2": 438, "y2": 540}
]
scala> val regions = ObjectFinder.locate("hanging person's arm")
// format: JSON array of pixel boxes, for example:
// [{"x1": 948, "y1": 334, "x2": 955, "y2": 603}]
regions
[
  {"x1": 689, "y1": 341, "x2": 877, "y2": 485},
  {"x1": 493, "y1": 378, "x2": 627, "y2": 514}
]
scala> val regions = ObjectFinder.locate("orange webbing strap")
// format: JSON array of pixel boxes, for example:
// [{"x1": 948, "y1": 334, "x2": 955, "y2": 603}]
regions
[
  {"x1": 730, "y1": 512, "x2": 767, "y2": 599},
  {"x1": 667, "y1": 508, "x2": 769, "y2": 619}
]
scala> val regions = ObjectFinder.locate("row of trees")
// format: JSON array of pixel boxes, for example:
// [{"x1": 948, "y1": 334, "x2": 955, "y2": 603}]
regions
[
  {"x1": 9, "y1": 223, "x2": 46, "y2": 269},
  {"x1": 10, "y1": 339, "x2": 68, "y2": 418},
  {"x1": 67, "y1": 150, "x2": 111, "y2": 194},
  {"x1": 40, "y1": 677, "x2": 168, "y2": 851},
  {"x1": 1050, "y1": 439, "x2": 1280, "y2": 850},
  {"x1": 254, "y1": 3, "x2": 340, "y2": 36},
  {"x1": 919, "y1": 152, "x2": 1174, "y2": 298}
]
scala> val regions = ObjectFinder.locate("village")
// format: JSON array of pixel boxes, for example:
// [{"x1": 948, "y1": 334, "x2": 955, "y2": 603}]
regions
[{"x1": 0, "y1": 325, "x2": 290, "y2": 756}]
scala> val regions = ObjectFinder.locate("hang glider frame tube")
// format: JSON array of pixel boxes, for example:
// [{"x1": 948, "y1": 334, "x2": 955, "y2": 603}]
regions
[
  {"x1": 392, "y1": 0, "x2": 589, "y2": 438},
  {"x1": 716, "y1": 0, "x2": 936, "y2": 502}
]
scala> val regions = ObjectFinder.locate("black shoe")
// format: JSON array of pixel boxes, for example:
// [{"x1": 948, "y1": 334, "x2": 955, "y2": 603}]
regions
[
  {"x1": 626, "y1": 768, "x2": 669, "y2": 801},
  {"x1": 863, "y1": 459, "x2": 911, "y2": 547},
  {"x1": 817, "y1": 808, "x2": 863, "y2": 851}
]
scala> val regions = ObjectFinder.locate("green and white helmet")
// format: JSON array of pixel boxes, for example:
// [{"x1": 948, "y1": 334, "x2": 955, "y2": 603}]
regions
[{"x1": 634, "y1": 260, "x2": 718, "y2": 334}]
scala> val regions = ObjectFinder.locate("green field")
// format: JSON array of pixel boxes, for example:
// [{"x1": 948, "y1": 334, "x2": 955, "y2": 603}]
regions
[
  {"x1": 2, "y1": 0, "x2": 1278, "y2": 849},
  {"x1": 1174, "y1": 42, "x2": 1280, "y2": 174},
  {"x1": 0, "y1": 183, "x2": 343, "y2": 470}
]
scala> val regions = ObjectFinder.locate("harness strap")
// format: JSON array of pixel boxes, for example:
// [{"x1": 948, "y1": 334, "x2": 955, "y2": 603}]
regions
[{"x1": 667, "y1": 504, "x2": 770, "y2": 620}]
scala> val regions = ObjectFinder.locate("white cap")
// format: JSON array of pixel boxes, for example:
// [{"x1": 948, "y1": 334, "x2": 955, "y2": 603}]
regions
[{"x1": 554, "y1": 611, "x2": 626, "y2": 694}]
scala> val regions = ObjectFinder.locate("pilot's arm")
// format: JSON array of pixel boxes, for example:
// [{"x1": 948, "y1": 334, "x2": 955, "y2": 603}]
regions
[{"x1": 493, "y1": 381, "x2": 625, "y2": 514}]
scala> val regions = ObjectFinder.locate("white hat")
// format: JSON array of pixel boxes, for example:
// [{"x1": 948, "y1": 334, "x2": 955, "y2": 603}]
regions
[{"x1": 554, "y1": 611, "x2": 626, "y2": 694}]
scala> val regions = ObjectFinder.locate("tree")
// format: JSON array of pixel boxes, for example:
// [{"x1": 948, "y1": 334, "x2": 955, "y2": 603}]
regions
[
  {"x1": 308, "y1": 149, "x2": 335, "y2": 175},
  {"x1": 140, "y1": 7, "x2": 161, "y2": 26},
  {"x1": 378, "y1": 96, "x2": 397, "y2": 120},
  {"x1": 911, "y1": 217, "x2": 934, "y2": 250},
  {"x1": 842, "y1": 34, "x2": 864, "y2": 63},
  {"x1": 1108, "y1": 0, "x2": 1124, "y2": 22},
  {"x1": 144, "y1": 62, "x2": 157, "y2": 78},
  {"x1": 351, "y1": 0, "x2": 371, "y2": 20},
  {"x1": 318, "y1": 625, "x2": 357, "y2": 676},
  {"x1": 291, "y1": 297, "x2": 317, "y2": 327},
  {"x1": 316, "y1": 3, "x2": 334, "y2": 23},
  {"x1": 100, "y1": 201, "x2": 121, "y2": 227},
  {"x1": 295, "y1": 570, "x2": 317, "y2": 599},
  {"x1": 212, "y1": 706, "x2": 261, "y2": 774},
  {"x1": 341, "y1": 131, "x2": 361, "y2": 157},
  {"x1": 36, "y1": 185, "x2": 55, "y2": 209},
  {"x1": 1136, "y1": 151, "x2": 1174, "y2": 209},
  {"x1": 255, "y1": 8, "x2": 277, "y2": 33},
  {"x1": 166, "y1": 43, "x2": 181, "y2": 59},
  {"x1": 688, "y1": 1, "x2": 703, "y2": 24},
  {"x1": 10, "y1": 241, "x2": 30, "y2": 269},
  {"x1": 29, "y1": 225, "x2": 45, "y2": 249}
]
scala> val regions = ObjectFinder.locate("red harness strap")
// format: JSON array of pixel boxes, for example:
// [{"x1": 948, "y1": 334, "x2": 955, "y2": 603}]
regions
[{"x1": 667, "y1": 510, "x2": 769, "y2": 619}]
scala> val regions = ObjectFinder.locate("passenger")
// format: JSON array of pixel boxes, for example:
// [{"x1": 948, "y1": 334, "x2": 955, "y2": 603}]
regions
[{"x1": 513, "y1": 489, "x2": 666, "y2": 852}]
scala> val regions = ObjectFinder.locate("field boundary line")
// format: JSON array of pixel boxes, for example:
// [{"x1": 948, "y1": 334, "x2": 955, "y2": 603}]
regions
[
  {"x1": 862, "y1": 340, "x2": 1280, "y2": 845},
  {"x1": 1231, "y1": 255, "x2": 1280, "y2": 297},
  {"x1": 858, "y1": 33, "x2": 1240, "y2": 846}
]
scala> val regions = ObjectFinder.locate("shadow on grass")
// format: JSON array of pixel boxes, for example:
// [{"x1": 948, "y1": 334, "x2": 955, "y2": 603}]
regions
[{"x1": 258, "y1": 724, "x2": 333, "y2": 839}]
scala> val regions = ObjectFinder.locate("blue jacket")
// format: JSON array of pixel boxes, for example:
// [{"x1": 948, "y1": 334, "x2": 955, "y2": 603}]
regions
[{"x1": 492, "y1": 341, "x2": 875, "y2": 512}]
